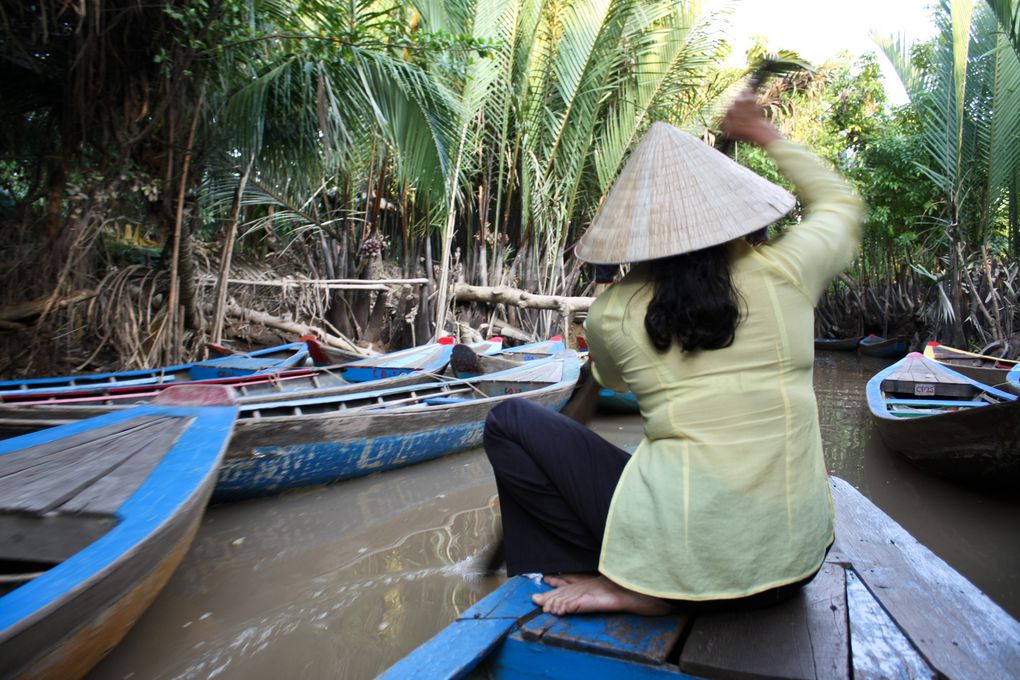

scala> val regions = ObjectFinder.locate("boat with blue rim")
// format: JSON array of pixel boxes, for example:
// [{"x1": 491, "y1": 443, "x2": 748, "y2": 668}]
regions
[
  {"x1": 866, "y1": 352, "x2": 1019, "y2": 486},
  {"x1": 0, "y1": 385, "x2": 236, "y2": 679},
  {"x1": 857, "y1": 334, "x2": 909, "y2": 359},
  {"x1": 0, "y1": 342, "x2": 309, "y2": 401},
  {"x1": 813, "y1": 336, "x2": 862, "y2": 351},
  {"x1": 379, "y1": 477, "x2": 1020, "y2": 680},
  {"x1": 213, "y1": 348, "x2": 580, "y2": 500}
]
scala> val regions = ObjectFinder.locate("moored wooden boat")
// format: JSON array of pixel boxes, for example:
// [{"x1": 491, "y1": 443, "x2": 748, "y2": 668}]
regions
[
  {"x1": 0, "y1": 342, "x2": 309, "y2": 401},
  {"x1": 0, "y1": 340, "x2": 566, "y2": 417},
  {"x1": 1009, "y1": 364, "x2": 1020, "y2": 396},
  {"x1": 866, "y1": 353, "x2": 1020, "y2": 486},
  {"x1": 813, "y1": 336, "x2": 861, "y2": 351},
  {"x1": 857, "y1": 334, "x2": 909, "y2": 359},
  {"x1": 213, "y1": 350, "x2": 580, "y2": 500},
  {"x1": 923, "y1": 341, "x2": 1018, "y2": 390},
  {"x1": 597, "y1": 388, "x2": 639, "y2": 414},
  {"x1": 379, "y1": 477, "x2": 1020, "y2": 680},
  {"x1": 0, "y1": 385, "x2": 237, "y2": 679}
]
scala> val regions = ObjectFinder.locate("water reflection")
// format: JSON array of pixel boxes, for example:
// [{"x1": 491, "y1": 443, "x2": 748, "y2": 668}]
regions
[{"x1": 88, "y1": 354, "x2": 1019, "y2": 680}]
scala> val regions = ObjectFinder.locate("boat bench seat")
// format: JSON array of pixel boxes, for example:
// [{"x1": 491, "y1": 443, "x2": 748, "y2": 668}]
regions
[{"x1": 423, "y1": 397, "x2": 471, "y2": 405}]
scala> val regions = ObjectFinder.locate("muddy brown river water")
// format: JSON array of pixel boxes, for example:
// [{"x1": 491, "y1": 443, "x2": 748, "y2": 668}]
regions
[{"x1": 88, "y1": 352, "x2": 1020, "y2": 679}]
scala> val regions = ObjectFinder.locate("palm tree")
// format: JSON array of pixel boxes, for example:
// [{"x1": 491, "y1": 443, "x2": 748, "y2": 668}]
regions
[
  {"x1": 419, "y1": 0, "x2": 729, "y2": 336},
  {"x1": 877, "y1": 0, "x2": 1020, "y2": 343}
]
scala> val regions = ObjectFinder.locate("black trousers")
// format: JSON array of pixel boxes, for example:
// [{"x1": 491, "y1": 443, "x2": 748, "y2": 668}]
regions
[
  {"x1": 484, "y1": 399, "x2": 823, "y2": 610},
  {"x1": 483, "y1": 399, "x2": 630, "y2": 577}
]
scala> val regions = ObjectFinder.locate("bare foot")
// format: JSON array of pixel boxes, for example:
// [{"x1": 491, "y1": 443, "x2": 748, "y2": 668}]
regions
[
  {"x1": 532, "y1": 575, "x2": 671, "y2": 616},
  {"x1": 543, "y1": 573, "x2": 597, "y2": 588}
]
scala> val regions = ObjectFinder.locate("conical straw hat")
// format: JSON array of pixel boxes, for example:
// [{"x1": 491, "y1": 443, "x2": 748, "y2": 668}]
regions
[{"x1": 575, "y1": 122, "x2": 795, "y2": 264}]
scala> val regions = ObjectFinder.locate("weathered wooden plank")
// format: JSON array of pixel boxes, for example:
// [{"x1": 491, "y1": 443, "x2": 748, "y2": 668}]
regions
[
  {"x1": 0, "y1": 514, "x2": 116, "y2": 563},
  {"x1": 459, "y1": 575, "x2": 548, "y2": 621},
  {"x1": 59, "y1": 417, "x2": 191, "y2": 514},
  {"x1": 521, "y1": 611, "x2": 688, "y2": 665},
  {"x1": 0, "y1": 416, "x2": 159, "y2": 480},
  {"x1": 829, "y1": 477, "x2": 1020, "y2": 679},
  {"x1": 679, "y1": 562, "x2": 848, "y2": 680},
  {"x1": 845, "y1": 570, "x2": 935, "y2": 680},
  {"x1": 0, "y1": 417, "x2": 168, "y2": 514}
]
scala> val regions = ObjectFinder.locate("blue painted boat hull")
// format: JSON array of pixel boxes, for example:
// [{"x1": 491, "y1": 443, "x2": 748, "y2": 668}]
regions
[{"x1": 214, "y1": 353, "x2": 580, "y2": 501}]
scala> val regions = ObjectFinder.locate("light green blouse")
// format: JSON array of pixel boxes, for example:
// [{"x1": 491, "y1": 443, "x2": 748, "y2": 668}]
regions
[{"x1": 585, "y1": 140, "x2": 864, "y2": 600}]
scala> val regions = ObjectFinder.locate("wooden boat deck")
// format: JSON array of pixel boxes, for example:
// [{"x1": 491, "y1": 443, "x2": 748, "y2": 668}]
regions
[
  {"x1": 880, "y1": 353, "x2": 975, "y2": 398},
  {"x1": 382, "y1": 478, "x2": 1020, "y2": 680},
  {"x1": 0, "y1": 416, "x2": 190, "y2": 566}
]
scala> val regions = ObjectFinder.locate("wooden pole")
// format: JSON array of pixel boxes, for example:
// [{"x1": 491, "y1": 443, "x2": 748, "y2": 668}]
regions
[
  {"x1": 211, "y1": 153, "x2": 255, "y2": 344},
  {"x1": 166, "y1": 89, "x2": 204, "y2": 363}
]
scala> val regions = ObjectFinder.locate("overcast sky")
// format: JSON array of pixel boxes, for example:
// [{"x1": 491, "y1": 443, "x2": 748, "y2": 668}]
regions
[{"x1": 707, "y1": 0, "x2": 940, "y2": 103}]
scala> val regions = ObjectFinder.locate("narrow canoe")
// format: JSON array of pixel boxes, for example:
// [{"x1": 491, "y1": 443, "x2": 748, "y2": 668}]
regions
[
  {"x1": 0, "y1": 385, "x2": 237, "y2": 679},
  {"x1": 1009, "y1": 364, "x2": 1020, "y2": 396},
  {"x1": 214, "y1": 350, "x2": 580, "y2": 500},
  {"x1": 0, "y1": 342, "x2": 309, "y2": 401},
  {"x1": 922, "y1": 341, "x2": 1018, "y2": 390},
  {"x1": 813, "y1": 336, "x2": 861, "y2": 351},
  {"x1": 380, "y1": 477, "x2": 1020, "y2": 680},
  {"x1": 857, "y1": 334, "x2": 909, "y2": 359},
  {"x1": 866, "y1": 353, "x2": 1020, "y2": 486}
]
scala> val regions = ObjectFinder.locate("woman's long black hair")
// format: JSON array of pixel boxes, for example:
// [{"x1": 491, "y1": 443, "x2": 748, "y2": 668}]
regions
[{"x1": 643, "y1": 242, "x2": 742, "y2": 353}]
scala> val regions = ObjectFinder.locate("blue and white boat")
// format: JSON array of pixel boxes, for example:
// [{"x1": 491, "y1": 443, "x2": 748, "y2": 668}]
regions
[
  {"x1": 0, "y1": 342, "x2": 309, "y2": 401},
  {"x1": 0, "y1": 385, "x2": 237, "y2": 679}
]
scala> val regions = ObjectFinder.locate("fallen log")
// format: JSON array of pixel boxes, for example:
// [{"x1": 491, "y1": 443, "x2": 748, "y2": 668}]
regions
[
  {"x1": 453, "y1": 283, "x2": 594, "y2": 340},
  {"x1": 202, "y1": 302, "x2": 374, "y2": 357},
  {"x1": 0, "y1": 290, "x2": 96, "y2": 323},
  {"x1": 452, "y1": 283, "x2": 594, "y2": 315}
]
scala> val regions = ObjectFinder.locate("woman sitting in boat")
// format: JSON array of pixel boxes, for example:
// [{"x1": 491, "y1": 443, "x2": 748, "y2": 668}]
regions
[{"x1": 483, "y1": 93, "x2": 864, "y2": 615}]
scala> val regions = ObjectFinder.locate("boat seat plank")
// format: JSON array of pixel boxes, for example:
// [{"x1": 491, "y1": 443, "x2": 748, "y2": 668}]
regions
[
  {"x1": 59, "y1": 416, "x2": 191, "y2": 514},
  {"x1": 845, "y1": 571, "x2": 934, "y2": 680},
  {"x1": 679, "y1": 561, "x2": 848, "y2": 680},
  {"x1": 0, "y1": 416, "x2": 173, "y2": 515},
  {"x1": 880, "y1": 380, "x2": 974, "y2": 398},
  {"x1": 521, "y1": 611, "x2": 689, "y2": 666},
  {"x1": 829, "y1": 478, "x2": 1020, "y2": 679}
]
